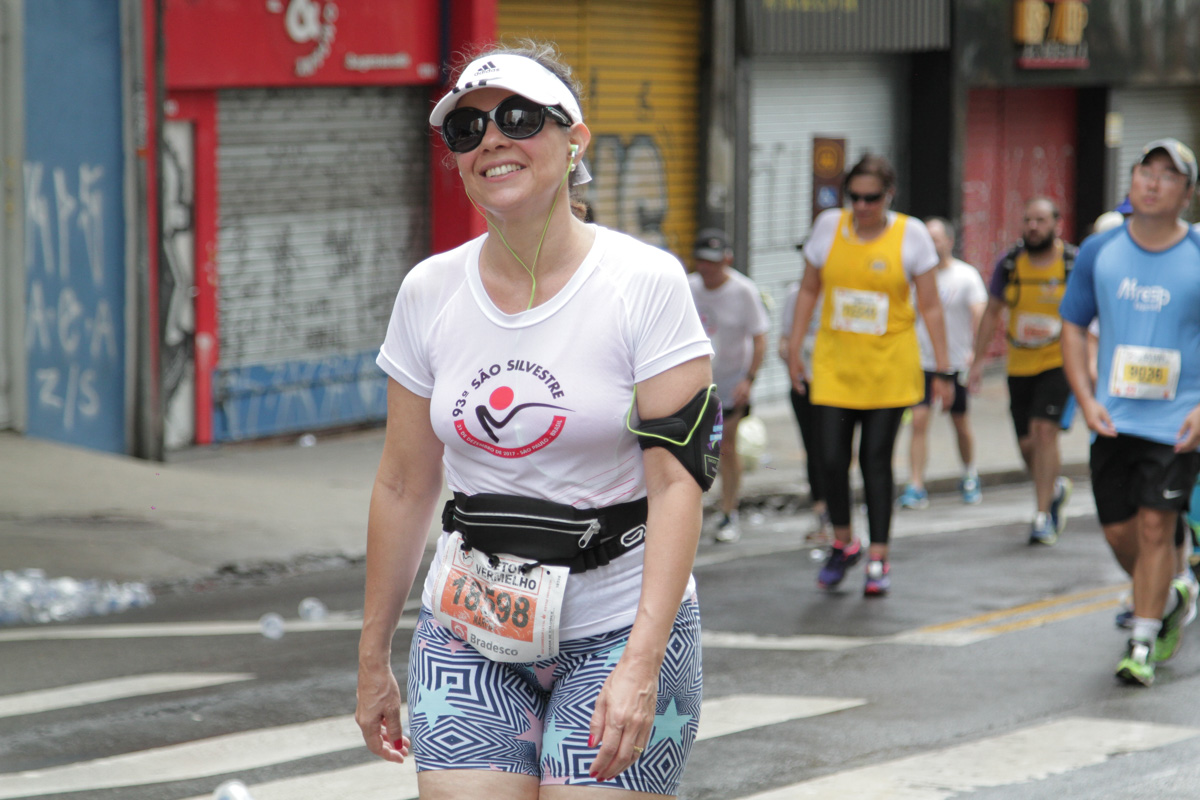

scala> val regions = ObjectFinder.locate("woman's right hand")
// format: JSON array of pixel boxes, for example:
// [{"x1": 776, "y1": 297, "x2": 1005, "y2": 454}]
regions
[
  {"x1": 789, "y1": 354, "x2": 809, "y2": 395},
  {"x1": 356, "y1": 661, "x2": 410, "y2": 763}
]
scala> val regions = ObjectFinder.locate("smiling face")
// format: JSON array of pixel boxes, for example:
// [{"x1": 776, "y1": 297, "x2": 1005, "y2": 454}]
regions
[{"x1": 452, "y1": 87, "x2": 587, "y2": 219}]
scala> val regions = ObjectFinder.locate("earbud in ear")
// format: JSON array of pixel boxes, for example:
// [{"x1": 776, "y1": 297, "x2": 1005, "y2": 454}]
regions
[{"x1": 569, "y1": 144, "x2": 579, "y2": 162}]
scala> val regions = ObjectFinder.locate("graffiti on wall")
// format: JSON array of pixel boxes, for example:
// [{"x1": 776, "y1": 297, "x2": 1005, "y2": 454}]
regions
[
  {"x1": 585, "y1": 134, "x2": 670, "y2": 251},
  {"x1": 24, "y1": 160, "x2": 121, "y2": 442},
  {"x1": 161, "y1": 121, "x2": 197, "y2": 449}
]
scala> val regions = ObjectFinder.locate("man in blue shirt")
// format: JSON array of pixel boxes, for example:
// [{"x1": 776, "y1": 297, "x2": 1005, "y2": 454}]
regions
[{"x1": 1061, "y1": 138, "x2": 1200, "y2": 687}]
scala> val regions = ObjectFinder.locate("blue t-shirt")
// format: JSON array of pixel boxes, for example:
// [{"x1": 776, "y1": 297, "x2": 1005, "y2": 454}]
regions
[{"x1": 1060, "y1": 225, "x2": 1200, "y2": 449}]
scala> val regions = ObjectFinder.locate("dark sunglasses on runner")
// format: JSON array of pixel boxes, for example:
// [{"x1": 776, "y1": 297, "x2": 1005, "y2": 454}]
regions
[
  {"x1": 848, "y1": 191, "x2": 884, "y2": 204},
  {"x1": 442, "y1": 95, "x2": 572, "y2": 153}
]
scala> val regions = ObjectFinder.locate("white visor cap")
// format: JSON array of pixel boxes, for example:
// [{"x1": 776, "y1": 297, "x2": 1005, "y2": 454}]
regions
[{"x1": 430, "y1": 54, "x2": 591, "y2": 184}]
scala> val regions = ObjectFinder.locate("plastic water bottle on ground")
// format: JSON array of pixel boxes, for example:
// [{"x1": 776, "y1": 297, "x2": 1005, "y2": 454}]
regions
[
  {"x1": 298, "y1": 596, "x2": 327, "y2": 621},
  {"x1": 258, "y1": 612, "x2": 285, "y2": 640},
  {"x1": 213, "y1": 779, "x2": 255, "y2": 800}
]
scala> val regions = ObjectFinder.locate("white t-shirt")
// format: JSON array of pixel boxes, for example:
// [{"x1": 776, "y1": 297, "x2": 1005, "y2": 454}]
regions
[
  {"x1": 377, "y1": 226, "x2": 713, "y2": 640},
  {"x1": 689, "y1": 269, "x2": 770, "y2": 407},
  {"x1": 802, "y1": 209, "x2": 939, "y2": 280},
  {"x1": 781, "y1": 280, "x2": 822, "y2": 365},
  {"x1": 914, "y1": 258, "x2": 988, "y2": 371}
]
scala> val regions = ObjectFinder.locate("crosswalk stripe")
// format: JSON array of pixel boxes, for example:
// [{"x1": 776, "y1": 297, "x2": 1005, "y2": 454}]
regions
[
  {"x1": 0, "y1": 673, "x2": 253, "y2": 719},
  {"x1": 0, "y1": 613, "x2": 417, "y2": 643},
  {"x1": 733, "y1": 717, "x2": 1198, "y2": 799},
  {"x1": 6, "y1": 693, "x2": 861, "y2": 799},
  {"x1": 0, "y1": 715, "x2": 365, "y2": 798}
]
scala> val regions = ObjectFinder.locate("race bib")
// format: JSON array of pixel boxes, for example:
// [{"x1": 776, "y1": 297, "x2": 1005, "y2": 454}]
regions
[
  {"x1": 831, "y1": 288, "x2": 888, "y2": 336},
  {"x1": 1013, "y1": 312, "x2": 1062, "y2": 347},
  {"x1": 431, "y1": 532, "x2": 569, "y2": 662},
  {"x1": 1109, "y1": 345, "x2": 1181, "y2": 401}
]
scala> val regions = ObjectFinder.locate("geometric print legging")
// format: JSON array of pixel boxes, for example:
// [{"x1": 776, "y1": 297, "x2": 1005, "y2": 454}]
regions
[{"x1": 408, "y1": 598, "x2": 703, "y2": 795}]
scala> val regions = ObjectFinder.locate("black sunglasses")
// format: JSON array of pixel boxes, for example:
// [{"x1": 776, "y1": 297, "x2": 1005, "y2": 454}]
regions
[
  {"x1": 848, "y1": 191, "x2": 884, "y2": 204},
  {"x1": 442, "y1": 95, "x2": 572, "y2": 154}
]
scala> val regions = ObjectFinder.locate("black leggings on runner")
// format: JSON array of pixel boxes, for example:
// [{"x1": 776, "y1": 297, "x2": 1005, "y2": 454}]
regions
[
  {"x1": 814, "y1": 404, "x2": 906, "y2": 545},
  {"x1": 789, "y1": 386, "x2": 826, "y2": 505}
]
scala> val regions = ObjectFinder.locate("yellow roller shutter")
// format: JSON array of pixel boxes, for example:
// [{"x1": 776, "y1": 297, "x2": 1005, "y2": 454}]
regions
[{"x1": 499, "y1": 0, "x2": 702, "y2": 264}]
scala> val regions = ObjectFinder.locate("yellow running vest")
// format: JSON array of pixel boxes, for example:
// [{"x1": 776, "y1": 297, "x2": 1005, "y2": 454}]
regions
[
  {"x1": 811, "y1": 210, "x2": 922, "y2": 409},
  {"x1": 1002, "y1": 246, "x2": 1067, "y2": 377}
]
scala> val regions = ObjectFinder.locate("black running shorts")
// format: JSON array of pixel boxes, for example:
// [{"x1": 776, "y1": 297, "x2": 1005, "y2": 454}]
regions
[
  {"x1": 1090, "y1": 433, "x2": 1200, "y2": 526},
  {"x1": 1008, "y1": 367, "x2": 1070, "y2": 439}
]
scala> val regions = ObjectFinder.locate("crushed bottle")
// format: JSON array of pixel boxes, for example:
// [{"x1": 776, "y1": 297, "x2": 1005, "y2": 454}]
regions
[
  {"x1": 297, "y1": 596, "x2": 328, "y2": 621},
  {"x1": 212, "y1": 779, "x2": 256, "y2": 800},
  {"x1": 0, "y1": 569, "x2": 154, "y2": 627},
  {"x1": 258, "y1": 612, "x2": 285, "y2": 640}
]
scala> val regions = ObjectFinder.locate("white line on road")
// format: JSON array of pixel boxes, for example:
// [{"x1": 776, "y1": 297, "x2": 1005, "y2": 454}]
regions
[
  {"x1": 0, "y1": 715, "x2": 366, "y2": 798},
  {"x1": 5, "y1": 693, "x2": 862, "y2": 800},
  {"x1": 734, "y1": 717, "x2": 1198, "y2": 799},
  {"x1": 0, "y1": 612, "x2": 416, "y2": 642},
  {"x1": 0, "y1": 673, "x2": 254, "y2": 719}
]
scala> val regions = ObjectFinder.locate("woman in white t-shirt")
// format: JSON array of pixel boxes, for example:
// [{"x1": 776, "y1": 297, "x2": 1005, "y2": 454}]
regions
[{"x1": 355, "y1": 41, "x2": 713, "y2": 798}]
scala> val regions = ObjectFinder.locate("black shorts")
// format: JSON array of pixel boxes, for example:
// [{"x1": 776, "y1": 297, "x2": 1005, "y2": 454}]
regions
[
  {"x1": 1090, "y1": 434, "x2": 1200, "y2": 526},
  {"x1": 917, "y1": 371, "x2": 968, "y2": 414},
  {"x1": 1008, "y1": 367, "x2": 1071, "y2": 439}
]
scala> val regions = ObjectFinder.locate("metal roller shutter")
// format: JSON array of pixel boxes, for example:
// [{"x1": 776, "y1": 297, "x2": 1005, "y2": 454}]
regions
[
  {"x1": 749, "y1": 56, "x2": 908, "y2": 405},
  {"x1": 499, "y1": 0, "x2": 703, "y2": 260},
  {"x1": 214, "y1": 86, "x2": 430, "y2": 441},
  {"x1": 1111, "y1": 87, "x2": 1200, "y2": 219}
]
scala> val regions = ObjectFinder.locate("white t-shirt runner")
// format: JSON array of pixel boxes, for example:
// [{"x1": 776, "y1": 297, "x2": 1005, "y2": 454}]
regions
[
  {"x1": 689, "y1": 269, "x2": 770, "y2": 407},
  {"x1": 914, "y1": 258, "x2": 988, "y2": 371},
  {"x1": 377, "y1": 226, "x2": 713, "y2": 640}
]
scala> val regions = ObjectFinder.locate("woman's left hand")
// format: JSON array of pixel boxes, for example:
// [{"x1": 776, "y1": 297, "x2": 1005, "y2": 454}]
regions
[{"x1": 587, "y1": 655, "x2": 658, "y2": 781}]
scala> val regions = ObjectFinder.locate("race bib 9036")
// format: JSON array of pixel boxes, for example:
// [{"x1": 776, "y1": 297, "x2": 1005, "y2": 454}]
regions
[
  {"x1": 1110, "y1": 345, "x2": 1181, "y2": 401},
  {"x1": 431, "y1": 532, "x2": 569, "y2": 663}
]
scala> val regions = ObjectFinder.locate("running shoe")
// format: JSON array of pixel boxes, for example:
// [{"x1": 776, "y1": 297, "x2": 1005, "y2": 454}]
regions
[
  {"x1": 1116, "y1": 638, "x2": 1155, "y2": 687},
  {"x1": 715, "y1": 514, "x2": 742, "y2": 544},
  {"x1": 864, "y1": 559, "x2": 890, "y2": 596},
  {"x1": 959, "y1": 476, "x2": 982, "y2": 505},
  {"x1": 1048, "y1": 476, "x2": 1073, "y2": 536},
  {"x1": 1153, "y1": 578, "x2": 1195, "y2": 663},
  {"x1": 897, "y1": 485, "x2": 929, "y2": 510},
  {"x1": 1028, "y1": 514, "x2": 1057, "y2": 546},
  {"x1": 818, "y1": 541, "x2": 862, "y2": 588},
  {"x1": 1114, "y1": 608, "x2": 1134, "y2": 629}
]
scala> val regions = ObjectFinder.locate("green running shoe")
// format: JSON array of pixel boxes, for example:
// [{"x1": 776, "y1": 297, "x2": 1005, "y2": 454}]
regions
[
  {"x1": 1153, "y1": 579, "x2": 1194, "y2": 663},
  {"x1": 1116, "y1": 638, "x2": 1155, "y2": 687}
]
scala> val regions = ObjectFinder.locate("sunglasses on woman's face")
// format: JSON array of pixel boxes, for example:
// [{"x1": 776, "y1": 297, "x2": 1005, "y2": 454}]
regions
[
  {"x1": 442, "y1": 95, "x2": 572, "y2": 154},
  {"x1": 848, "y1": 191, "x2": 884, "y2": 204}
]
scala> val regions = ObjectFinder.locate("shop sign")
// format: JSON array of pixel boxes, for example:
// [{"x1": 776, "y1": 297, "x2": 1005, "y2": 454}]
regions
[
  {"x1": 811, "y1": 137, "x2": 845, "y2": 223},
  {"x1": 1013, "y1": 0, "x2": 1089, "y2": 69},
  {"x1": 166, "y1": 0, "x2": 441, "y2": 88}
]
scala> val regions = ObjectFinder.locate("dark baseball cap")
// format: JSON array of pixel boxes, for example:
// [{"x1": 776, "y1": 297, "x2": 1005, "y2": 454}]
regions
[{"x1": 694, "y1": 228, "x2": 730, "y2": 261}]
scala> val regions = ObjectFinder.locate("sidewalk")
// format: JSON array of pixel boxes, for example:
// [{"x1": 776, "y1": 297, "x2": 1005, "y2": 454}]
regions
[{"x1": 0, "y1": 369, "x2": 1092, "y2": 586}]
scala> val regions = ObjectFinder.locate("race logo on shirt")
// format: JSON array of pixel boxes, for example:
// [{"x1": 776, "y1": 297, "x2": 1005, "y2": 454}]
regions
[
  {"x1": 1117, "y1": 278, "x2": 1171, "y2": 312},
  {"x1": 451, "y1": 360, "x2": 571, "y2": 458}
]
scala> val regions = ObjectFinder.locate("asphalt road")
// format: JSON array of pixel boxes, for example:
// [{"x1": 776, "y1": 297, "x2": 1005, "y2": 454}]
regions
[{"x1": 4, "y1": 482, "x2": 1200, "y2": 800}]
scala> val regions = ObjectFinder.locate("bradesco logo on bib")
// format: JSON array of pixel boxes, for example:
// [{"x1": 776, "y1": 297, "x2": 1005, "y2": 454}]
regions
[{"x1": 451, "y1": 359, "x2": 573, "y2": 458}]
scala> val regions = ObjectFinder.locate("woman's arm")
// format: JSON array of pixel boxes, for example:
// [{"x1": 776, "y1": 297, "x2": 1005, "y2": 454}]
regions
[
  {"x1": 788, "y1": 264, "x2": 823, "y2": 393},
  {"x1": 355, "y1": 379, "x2": 446, "y2": 764},
  {"x1": 913, "y1": 269, "x2": 953, "y2": 407},
  {"x1": 588, "y1": 355, "x2": 711, "y2": 781}
]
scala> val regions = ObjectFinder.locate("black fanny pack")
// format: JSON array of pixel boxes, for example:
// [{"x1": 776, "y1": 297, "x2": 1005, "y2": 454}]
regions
[{"x1": 441, "y1": 492, "x2": 648, "y2": 574}]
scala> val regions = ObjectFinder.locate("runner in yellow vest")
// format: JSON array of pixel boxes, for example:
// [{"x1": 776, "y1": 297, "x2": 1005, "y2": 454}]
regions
[
  {"x1": 968, "y1": 197, "x2": 1075, "y2": 546},
  {"x1": 788, "y1": 154, "x2": 952, "y2": 596}
]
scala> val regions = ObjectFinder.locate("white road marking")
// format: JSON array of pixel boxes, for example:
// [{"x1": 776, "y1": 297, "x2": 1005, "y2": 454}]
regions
[
  {"x1": 0, "y1": 715, "x2": 365, "y2": 798},
  {"x1": 696, "y1": 695, "x2": 865, "y2": 740},
  {"x1": 735, "y1": 717, "x2": 1198, "y2": 799},
  {"x1": 8, "y1": 692, "x2": 859, "y2": 800},
  {"x1": 175, "y1": 695, "x2": 868, "y2": 800},
  {"x1": 703, "y1": 631, "x2": 881, "y2": 651},
  {"x1": 0, "y1": 673, "x2": 253, "y2": 719},
  {"x1": 0, "y1": 612, "x2": 416, "y2": 642}
]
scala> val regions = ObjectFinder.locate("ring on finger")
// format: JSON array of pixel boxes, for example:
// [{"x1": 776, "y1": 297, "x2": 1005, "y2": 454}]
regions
[{"x1": 632, "y1": 745, "x2": 644, "y2": 755}]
